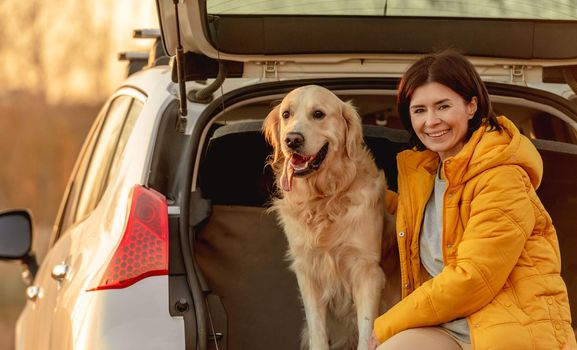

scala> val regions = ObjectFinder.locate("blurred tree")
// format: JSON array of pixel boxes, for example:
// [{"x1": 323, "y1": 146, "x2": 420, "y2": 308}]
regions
[{"x1": 0, "y1": 0, "x2": 157, "y2": 104}]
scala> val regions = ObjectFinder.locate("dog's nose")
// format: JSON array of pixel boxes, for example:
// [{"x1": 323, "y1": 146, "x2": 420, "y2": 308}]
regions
[{"x1": 285, "y1": 132, "x2": 304, "y2": 150}]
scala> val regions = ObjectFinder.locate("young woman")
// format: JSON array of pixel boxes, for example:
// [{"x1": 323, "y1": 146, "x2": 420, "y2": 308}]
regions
[{"x1": 370, "y1": 51, "x2": 575, "y2": 350}]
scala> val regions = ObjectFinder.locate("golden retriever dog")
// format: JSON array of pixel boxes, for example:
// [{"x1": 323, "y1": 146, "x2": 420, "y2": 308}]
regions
[{"x1": 263, "y1": 85, "x2": 396, "y2": 350}]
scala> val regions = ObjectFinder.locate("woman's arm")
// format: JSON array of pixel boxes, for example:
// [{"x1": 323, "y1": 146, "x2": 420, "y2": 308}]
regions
[{"x1": 385, "y1": 189, "x2": 398, "y2": 216}]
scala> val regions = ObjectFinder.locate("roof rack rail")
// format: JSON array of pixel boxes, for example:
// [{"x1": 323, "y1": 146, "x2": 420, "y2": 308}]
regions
[
  {"x1": 133, "y1": 28, "x2": 161, "y2": 39},
  {"x1": 118, "y1": 28, "x2": 170, "y2": 77}
]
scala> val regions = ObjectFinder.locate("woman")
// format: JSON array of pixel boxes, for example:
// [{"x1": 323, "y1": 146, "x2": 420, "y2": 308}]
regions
[{"x1": 370, "y1": 51, "x2": 575, "y2": 350}]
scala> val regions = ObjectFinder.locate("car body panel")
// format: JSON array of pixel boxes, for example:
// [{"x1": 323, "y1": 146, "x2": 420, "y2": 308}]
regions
[
  {"x1": 15, "y1": 229, "x2": 72, "y2": 350},
  {"x1": 73, "y1": 277, "x2": 185, "y2": 350},
  {"x1": 14, "y1": 68, "x2": 184, "y2": 350}
]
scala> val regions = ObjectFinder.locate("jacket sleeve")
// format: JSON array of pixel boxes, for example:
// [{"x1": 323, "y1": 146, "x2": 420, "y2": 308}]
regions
[
  {"x1": 385, "y1": 189, "x2": 398, "y2": 216},
  {"x1": 374, "y1": 166, "x2": 535, "y2": 342}
]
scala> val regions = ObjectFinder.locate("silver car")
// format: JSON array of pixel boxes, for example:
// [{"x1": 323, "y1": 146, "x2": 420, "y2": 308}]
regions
[{"x1": 1, "y1": 1, "x2": 576, "y2": 349}]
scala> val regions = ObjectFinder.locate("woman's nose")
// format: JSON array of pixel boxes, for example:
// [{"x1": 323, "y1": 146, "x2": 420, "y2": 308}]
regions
[{"x1": 424, "y1": 111, "x2": 441, "y2": 126}]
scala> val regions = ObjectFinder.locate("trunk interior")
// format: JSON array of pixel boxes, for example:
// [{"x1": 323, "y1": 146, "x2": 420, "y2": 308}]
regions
[{"x1": 189, "y1": 89, "x2": 577, "y2": 349}]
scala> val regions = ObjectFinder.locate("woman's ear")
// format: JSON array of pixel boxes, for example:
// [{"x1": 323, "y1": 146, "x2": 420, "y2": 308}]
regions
[
  {"x1": 262, "y1": 105, "x2": 284, "y2": 169},
  {"x1": 342, "y1": 101, "x2": 364, "y2": 159},
  {"x1": 467, "y1": 96, "x2": 478, "y2": 119}
]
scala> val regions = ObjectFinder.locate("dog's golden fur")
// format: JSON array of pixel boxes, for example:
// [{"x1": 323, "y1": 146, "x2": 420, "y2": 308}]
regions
[{"x1": 263, "y1": 85, "x2": 397, "y2": 349}]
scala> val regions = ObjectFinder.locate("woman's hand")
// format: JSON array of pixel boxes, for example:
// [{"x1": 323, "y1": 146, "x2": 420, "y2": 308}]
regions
[{"x1": 368, "y1": 331, "x2": 381, "y2": 350}]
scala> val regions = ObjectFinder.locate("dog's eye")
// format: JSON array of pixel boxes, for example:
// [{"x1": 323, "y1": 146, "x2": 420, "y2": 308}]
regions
[
  {"x1": 282, "y1": 111, "x2": 290, "y2": 119},
  {"x1": 313, "y1": 110, "x2": 325, "y2": 120}
]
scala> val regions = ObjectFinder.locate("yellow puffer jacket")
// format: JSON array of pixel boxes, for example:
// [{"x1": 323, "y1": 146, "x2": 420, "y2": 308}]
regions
[{"x1": 374, "y1": 116, "x2": 575, "y2": 349}]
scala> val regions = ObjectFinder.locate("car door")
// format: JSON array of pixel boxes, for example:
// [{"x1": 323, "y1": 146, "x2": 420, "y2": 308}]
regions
[{"x1": 17, "y1": 91, "x2": 144, "y2": 350}]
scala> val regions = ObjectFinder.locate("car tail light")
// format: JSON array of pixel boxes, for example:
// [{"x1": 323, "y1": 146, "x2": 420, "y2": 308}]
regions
[{"x1": 88, "y1": 185, "x2": 169, "y2": 291}]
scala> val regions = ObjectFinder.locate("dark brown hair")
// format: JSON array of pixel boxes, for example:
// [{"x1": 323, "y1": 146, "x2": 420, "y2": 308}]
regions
[{"x1": 397, "y1": 50, "x2": 501, "y2": 150}]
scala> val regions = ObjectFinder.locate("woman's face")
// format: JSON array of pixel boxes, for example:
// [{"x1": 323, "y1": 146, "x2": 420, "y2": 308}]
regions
[{"x1": 409, "y1": 82, "x2": 477, "y2": 162}]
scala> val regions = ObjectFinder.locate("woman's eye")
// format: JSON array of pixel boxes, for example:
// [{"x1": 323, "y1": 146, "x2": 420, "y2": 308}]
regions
[
  {"x1": 313, "y1": 110, "x2": 325, "y2": 119},
  {"x1": 411, "y1": 108, "x2": 425, "y2": 115},
  {"x1": 282, "y1": 111, "x2": 290, "y2": 119},
  {"x1": 438, "y1": 104, "x2": 450, "y2": 111}
]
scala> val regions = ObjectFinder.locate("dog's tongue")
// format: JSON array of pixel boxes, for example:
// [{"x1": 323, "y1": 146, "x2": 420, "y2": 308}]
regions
[
  {"x1": 281, "y1": 154, "x2": 314, "y2": 192},
  {"x1": 281, "y1": 157, "x2": 294, "y2": 192}
]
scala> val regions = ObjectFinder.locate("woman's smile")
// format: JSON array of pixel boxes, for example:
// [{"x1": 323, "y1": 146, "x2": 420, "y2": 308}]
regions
[{"x1": 425, "y1": 129, "x2": 450, "y2": 138}]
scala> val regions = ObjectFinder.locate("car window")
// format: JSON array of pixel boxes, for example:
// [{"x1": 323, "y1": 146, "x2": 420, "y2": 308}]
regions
[
  {"x1": 105, "y1": 99, "x2": 143, "y2": 187},
  {"x1": 53, "y1": 105, "x2": 107, "y2": 241},
  {"x1": 206, "y1": 0, "x2": 577, "y2": 20},
  {"x1": 73, "y1": 96, "x2": 133, "y2": 223},
  {"x1": 531, "y1": 113, "x2": 577, "y2": 144},
  {"x1": 53, "y1": 94, "x2": 144, "y2": 243}
]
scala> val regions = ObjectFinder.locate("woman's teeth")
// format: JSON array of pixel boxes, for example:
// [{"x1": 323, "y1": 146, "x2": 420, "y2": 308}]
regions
[{"x1": 427, "y1": 130, "x2": 449, "y2": 137}]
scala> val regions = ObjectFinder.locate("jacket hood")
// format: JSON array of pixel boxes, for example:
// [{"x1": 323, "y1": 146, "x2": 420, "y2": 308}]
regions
[{"x1": 398, "y1": 116, "x2": 543, "y2": 189}]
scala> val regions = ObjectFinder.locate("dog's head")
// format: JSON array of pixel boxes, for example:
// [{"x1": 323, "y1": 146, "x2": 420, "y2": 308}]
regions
[{"x1": 263, "y1": 85, "x2": 363, "y2": 192}]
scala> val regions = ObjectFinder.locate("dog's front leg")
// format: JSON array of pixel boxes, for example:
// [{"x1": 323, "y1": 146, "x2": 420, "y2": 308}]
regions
[
  {"x1": 352, "y1": 262, "x2": 385, "y2": 350},
  {"x1": 295, "y1": 269, "x2": 329, "y2": 350}
]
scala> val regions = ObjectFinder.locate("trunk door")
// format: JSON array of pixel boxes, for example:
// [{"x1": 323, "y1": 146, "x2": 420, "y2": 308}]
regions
[{"x1": 156, "y1": 0, "x2": 577, "y2": 85}]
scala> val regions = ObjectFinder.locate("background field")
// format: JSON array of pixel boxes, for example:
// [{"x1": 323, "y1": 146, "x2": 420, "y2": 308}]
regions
[{"x1": 0, "y1": 1, "x2": 157, "y2": 349}]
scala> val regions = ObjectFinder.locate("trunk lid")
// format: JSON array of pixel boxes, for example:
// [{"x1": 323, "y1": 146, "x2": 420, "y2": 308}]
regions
[{"x1": 156, "y1": 0, "x2": 577, "y2": 85}]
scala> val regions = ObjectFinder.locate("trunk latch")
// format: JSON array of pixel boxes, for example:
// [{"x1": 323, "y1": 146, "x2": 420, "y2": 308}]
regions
[
  {"x1": 507, "y1": 65, "x2": 528, "y2": 85},
  {"x1": 262, "y1": 61, "x2": 279, "y2": 80}
]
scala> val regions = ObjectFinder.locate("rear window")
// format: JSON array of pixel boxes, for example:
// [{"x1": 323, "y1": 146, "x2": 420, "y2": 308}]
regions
[{"x1": 207, "y1": 0, "x2": 577, "y2": 20}]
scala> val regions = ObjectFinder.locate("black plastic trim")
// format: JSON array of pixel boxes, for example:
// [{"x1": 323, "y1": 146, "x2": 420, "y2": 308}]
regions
[
  {"x1": 170, "y1": 52, "x2": 244, "y2": 82},
  {"x1": 149, "y1": 100, "x2": 190, "y2": 202},
  {"x1": 168, "y1": 275, "x2": 198, "y2": 348}
]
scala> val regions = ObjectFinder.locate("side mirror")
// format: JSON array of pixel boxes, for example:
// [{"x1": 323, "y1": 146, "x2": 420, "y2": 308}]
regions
[{"x1": 0, "y1": 209, "x2": 38, "y2": 284}]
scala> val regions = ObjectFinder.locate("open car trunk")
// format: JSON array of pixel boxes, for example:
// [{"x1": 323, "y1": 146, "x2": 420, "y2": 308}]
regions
[
  {"x1": 184, "y1": 82, "x2": 577, "y2": 349},
  {"x1": 194, "y1": 120, "x2": 409, "y2": 350}
]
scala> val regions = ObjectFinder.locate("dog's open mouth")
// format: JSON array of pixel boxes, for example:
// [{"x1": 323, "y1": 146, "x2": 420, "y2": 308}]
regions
[{"x1": 281, "y1": 143, "x2": 329, "y2": 192}]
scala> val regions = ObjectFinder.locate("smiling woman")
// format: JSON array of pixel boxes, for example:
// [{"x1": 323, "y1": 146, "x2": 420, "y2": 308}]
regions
[{"x1": 371, "y1": 50, "x2": 576, "y2": 350}]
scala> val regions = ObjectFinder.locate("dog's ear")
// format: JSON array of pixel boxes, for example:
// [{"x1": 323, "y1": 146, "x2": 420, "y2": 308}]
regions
[
  {"x1": 263, "y1": 105, "x2": 284, "y2": 171},
  {"x1": 342, "y1": 101, "x2": 364, "y2": 159}
]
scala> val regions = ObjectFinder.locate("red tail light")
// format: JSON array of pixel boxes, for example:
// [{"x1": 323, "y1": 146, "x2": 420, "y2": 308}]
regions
[{"x1": 89, "y1": 185, "x2": 169, "y2": 291}]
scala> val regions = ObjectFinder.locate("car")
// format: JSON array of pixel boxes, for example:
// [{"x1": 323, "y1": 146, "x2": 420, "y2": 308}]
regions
[{"x1": 1, "y1": 1, "x2": 577, "y2": 349}]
